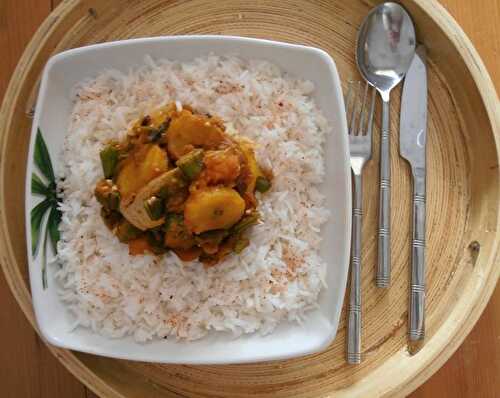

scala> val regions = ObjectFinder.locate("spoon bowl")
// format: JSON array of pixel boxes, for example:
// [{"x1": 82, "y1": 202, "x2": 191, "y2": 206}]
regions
[{"x1": 357, "y1": 2, "x2": 416, "y2": 99}]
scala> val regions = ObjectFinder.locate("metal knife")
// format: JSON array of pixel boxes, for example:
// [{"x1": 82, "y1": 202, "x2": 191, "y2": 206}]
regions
[{"x1": 400, "y1": 45, "x2": 427, "y2": 341}]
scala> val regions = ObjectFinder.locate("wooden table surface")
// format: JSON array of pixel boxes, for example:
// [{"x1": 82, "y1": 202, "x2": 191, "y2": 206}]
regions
[{"x1": 0, "y1": 0, "x2": 498, "y2": 397}]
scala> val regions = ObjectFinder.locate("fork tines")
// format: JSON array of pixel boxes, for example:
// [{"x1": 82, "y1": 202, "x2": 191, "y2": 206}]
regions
[{"x1": 346, "y1": 81, "x2": 376, "y2": 137}]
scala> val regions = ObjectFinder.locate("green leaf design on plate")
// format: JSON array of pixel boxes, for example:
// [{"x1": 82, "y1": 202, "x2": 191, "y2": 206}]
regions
[
  {"x1": 31, "y1": 198, "x2": 52, "y2": 256},
  {"x1": 42, "y1": 223, "x2": 49, "y2": 290},
  {"x1": 34, "y1": 128, "x2": 55, "y2": 183},
  {"x1": 30, "y1": 128, "x2": 62, "y2": 289},
  {"x1": 47, "y1": 206, "x2": 62, "y2": 254},
  {"x1": 31, "y1": 173, "x2": 49, "y2": 195}
]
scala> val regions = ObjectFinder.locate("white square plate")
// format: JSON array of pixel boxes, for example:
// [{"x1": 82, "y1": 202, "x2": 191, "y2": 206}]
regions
[{"x1": 26, "y1": 35, "x2": 351, "y2": 364}]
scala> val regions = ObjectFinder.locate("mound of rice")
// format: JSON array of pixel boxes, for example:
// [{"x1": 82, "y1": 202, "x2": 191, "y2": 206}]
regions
[{"x1": 55, "y1": 54, "x2": 331, "y2": 342}]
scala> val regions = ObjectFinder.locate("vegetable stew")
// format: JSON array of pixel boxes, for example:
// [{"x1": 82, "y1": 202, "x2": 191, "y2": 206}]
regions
[{"x1": 94, "y1": 102, "x2": 271, "y2": 265}]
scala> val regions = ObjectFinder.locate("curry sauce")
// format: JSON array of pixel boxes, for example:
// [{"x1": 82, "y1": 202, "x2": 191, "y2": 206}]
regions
[{"x1": 94, "y1": 102, "x2": 271, "y2": 265}]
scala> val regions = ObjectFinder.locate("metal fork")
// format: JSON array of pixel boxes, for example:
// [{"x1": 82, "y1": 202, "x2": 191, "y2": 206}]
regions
[{"x1": 345, "y1": 81, "x2": 376, "y2": 364}]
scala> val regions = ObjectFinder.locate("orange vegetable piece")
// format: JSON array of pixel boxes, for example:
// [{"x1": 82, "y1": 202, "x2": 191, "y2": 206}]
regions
[
  {"x1": 174, "y1": 247, "x2": 202, "y2": 262},
  {"x1": 128, "y1": 236, "x2": 152, "y2": 255}
]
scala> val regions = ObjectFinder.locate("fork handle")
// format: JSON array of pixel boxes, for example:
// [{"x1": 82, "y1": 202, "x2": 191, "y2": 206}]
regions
[
  {"x1": 409, "y1": 168, "x2": 426, "y2": 340},
  {"x1": 377, "y1": 97, "x2": 391, "y2": 288},
  {"x1": 347, "y1": 173, "x2": 363, "y2": 364}
]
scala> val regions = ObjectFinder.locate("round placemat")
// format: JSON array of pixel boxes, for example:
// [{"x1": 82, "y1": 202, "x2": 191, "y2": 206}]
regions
[{"x1": 0, "y1": 0, "x2": 498, "y2": 397}]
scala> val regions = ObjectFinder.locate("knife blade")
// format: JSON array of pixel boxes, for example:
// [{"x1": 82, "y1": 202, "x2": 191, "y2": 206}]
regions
[
  {"x1": 400, "y1": 46, "x2": 427, "y2": 168},
  {"x1": 400, "y1": 45, "x2": 427, "y2": 341}
]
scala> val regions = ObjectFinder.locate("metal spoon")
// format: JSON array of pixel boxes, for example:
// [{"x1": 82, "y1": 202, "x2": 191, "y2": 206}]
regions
[{"x1": 356, "y1": 2, "x2": 416, "y2": 288}]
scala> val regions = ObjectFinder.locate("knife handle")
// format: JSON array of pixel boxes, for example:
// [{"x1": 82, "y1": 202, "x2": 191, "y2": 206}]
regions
[
  {"x1": 377, "y1": 98, "x2": 391, "y2": 288},
  {"x1": 409, "y1": 168, "x2": 426, "y2": 340}
]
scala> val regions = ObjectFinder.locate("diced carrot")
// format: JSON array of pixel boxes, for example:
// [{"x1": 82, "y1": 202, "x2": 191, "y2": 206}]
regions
[
  {"x1": 128, "y1": 236, "x2": 152, "y2": 255},
  {"x1": 173, "y1": 247, "x2": 202, "y2": 262}
]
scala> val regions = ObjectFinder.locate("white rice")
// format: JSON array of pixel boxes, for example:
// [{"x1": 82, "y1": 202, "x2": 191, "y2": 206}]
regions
[{"x1": 55, "y1": 54, "x2": 331, "y2": 342}]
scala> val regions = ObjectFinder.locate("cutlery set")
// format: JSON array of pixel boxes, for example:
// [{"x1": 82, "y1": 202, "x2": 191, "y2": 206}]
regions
[{"x1": 346, "y1": 2, "x2": 427, "y2": 364}]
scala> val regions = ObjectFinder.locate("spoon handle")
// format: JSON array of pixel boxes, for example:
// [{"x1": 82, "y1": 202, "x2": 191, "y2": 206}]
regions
[{"x1": 377, "y1": 97, "x2": 391, "y2": 288}]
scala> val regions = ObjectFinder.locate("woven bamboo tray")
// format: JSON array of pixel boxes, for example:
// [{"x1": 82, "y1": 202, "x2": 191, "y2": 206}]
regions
[{"x1": 1, "y1": 0, "x2": 499, "y2": 396}]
